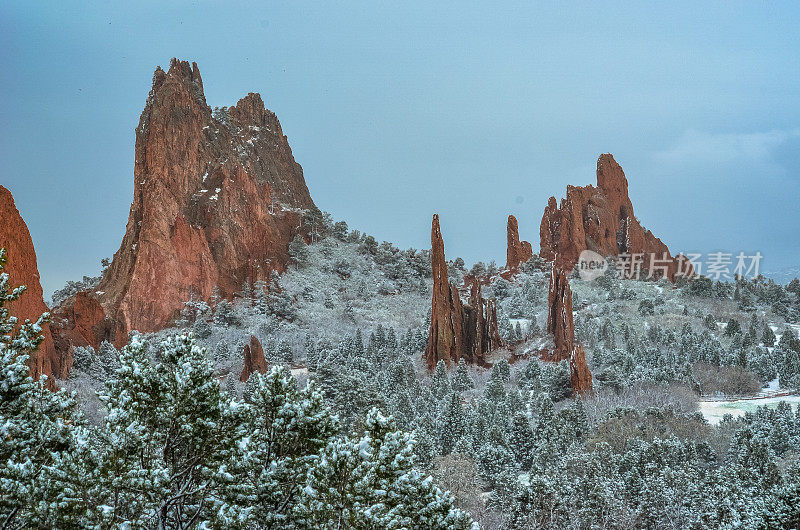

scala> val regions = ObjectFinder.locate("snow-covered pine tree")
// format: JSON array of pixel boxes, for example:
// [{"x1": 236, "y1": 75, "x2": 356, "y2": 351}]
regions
[
  {"x1": 432, "y1": 359, "x2": 451, "y2": 398},
  {"x1": 509, "y1": 411, "x2": 536, "y2": 471},
  {"x1": 452, "y1": 358, "x2": 475, "y2": 391},
  {"x1": 298, "y1": 408, "x2": 476, "y2": 529},
  {"x1": 217, "y1": 365, "x2": 338, "y2": 527},
  {"x1": 0, "y1": 249, "x2": 82, "y2": 529},
  {"x1": 74, "y1": 333, "x2": 239, "y2": 528},
  {"x1": 440, "y1": 391, "x2": 467, "y2": 455}
]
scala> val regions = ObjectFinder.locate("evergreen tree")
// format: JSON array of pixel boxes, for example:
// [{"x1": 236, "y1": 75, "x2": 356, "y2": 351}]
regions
[
  {"x1": 214, "y1": 299, "x2": 241, "y2": 326},
  {"x1": 476, "y1": 443, "x2": 517, "y2": 489},
  {"x1": 219, "y1": 366, "x2": 338, "y2": 527},
  {"x1": 214, "y1": 340, "x2": 231, "y2": 365},
  {"x1": 432, "y1": 359, "x2": 451, "y2": 398},
  {"x1": 491, "y1": 359, "x2": 511, "y2": 384},
  {"x1": 299, "y1": 409, "x2": 475, "y2": 529},
  {"x1": 440, "y1": 391, "x2": 467, "y2": 455},
  {"x1": 288, "y1": 234, "x2": 310, "y2": 266},
  {"x1": 509, "y1": 411, "x2": 536, "y2": 470},
  {"x1": 74, "y1": 334, "x2": 239, "y2": 528},
  {"x1": 304, "y1": 334, "x2": 319, "y2": 367},
  {"x1": 332, "y1": 220, "x2": 349, "y2": 241},
  {"x1": 0, "y1": 249, "x2": 81, "y2": 528},
  {"x1": 192, "y1": 315, "x2": 212, "y2": 339},
  {"x1": 452, "y1": 358, "x2": 475, "y2": 391},
  {"x1": 518, "y1": 360, "x2": 542, "y2": 391},
  {"x1": 762, "y1": 323, "x2": 777, "y2": 347},
  {"x1": 725, "y1": 318, "x2": 742, "y2": 337},
  {"x1": 278, "y1": 339, "x2": 294, "y2": 363},
  {"x1": 253, "y1": 279, "x2": 269, "y2": 313}
]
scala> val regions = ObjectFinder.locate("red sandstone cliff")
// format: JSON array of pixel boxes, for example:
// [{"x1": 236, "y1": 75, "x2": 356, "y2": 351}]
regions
[
  {"x1": 0, "y1": 186, "x2": 67, "y2": 381},
  {"x1": 506, "y1": 215, "x2": 533, "y2": 271},
  {"x1": 545, "y1": 264, "x2": 592, "y2": 393},
  {"x1": 540, "y1": 154, "x2": 687, "y2": 281},
  {"x1": 53, "y1": 59, "x2": 315, "y2": 355},
  {"x1": 425, "y1": 215, "x2": 504, "y2": 369}
]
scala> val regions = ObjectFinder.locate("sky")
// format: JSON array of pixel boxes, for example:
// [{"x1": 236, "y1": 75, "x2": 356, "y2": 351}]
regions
[{"x1": 1, "y1": 1, "x2": 799, "y2": 298}]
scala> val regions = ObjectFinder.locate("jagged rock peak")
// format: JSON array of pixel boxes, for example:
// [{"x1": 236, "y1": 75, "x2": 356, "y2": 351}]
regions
[
  {"x1": 596, "y1": 153, "x2": 628, "y2": 196},
  {"x1": 540, "y1": 153, "x2": 685, "y2": 281},
  {"x1": 150, "y1": 58, "x2": 205, "y2": 104},
  {"x1": 52, "y1": 60, "x2": 316, "y2": 366}
]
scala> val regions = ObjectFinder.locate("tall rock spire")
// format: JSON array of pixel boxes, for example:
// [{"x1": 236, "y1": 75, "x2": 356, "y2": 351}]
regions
[
  {"x1": 425, "y1": 214, "x2": 465, "y2": 368},
  {"x1": 425, "y1": 215, "x2": 504, "y2": 369},
  {"x1": 545, "y1": 263, "x2": 592, "y2": 394},
  {"x1": 506, "y1": 214, "x2": 533, "y2": 271}
]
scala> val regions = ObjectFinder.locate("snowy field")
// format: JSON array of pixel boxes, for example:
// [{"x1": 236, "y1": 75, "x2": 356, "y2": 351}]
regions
[{"x1": 699, "y1": 395, "x2": 800, "y2": 424}]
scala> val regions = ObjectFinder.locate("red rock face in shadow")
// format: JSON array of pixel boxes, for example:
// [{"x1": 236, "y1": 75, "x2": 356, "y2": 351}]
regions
[
  {"x1": 53, "y1": 59, "x2": 316, "y2": 360},
  {"x1": 506, "y1": 215, "x2": 533, "y2": 271},
  {"x1": 425, "y1": 215, "x2": 504, "y2": 369},
  {"x1": 0, "y1": 186, "x2": 66, "y2": 382},
  {"x1": 463, "y1": 281, "x2": 505, "y2": 364},
  {"x1": 540, "y1": 154, "x2": 687, "y2": 281},
  {"x1": 240, "y1": 335, "x2": 268, "y2": 382},
  {"x1": 545, "y1": 264, "x2": 592, "y2": 394}
]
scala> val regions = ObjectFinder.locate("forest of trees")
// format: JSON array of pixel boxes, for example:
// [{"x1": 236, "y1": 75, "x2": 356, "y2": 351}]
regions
[
  {"x1": 7, "y1": 216, "x2": 800, "y2": 529},
  {"x1": 0, "y1": 250, "x2": 475, "y2": 529}
]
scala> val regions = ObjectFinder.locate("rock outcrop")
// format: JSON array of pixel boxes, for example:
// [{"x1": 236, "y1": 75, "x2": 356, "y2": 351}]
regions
[
  {"x1": 545, "y1": 264, "x2": 592, "y2": 394},
  {"x1": 53, "y1": 58, "x2": 316, "y2": 358},
  {"x1": 540, "y1": 154, "x2": 687, "y2": 281},
  {"x1": 50, "y1": 291, "x2": 116, "y2": 353},
  {"x1": 506, "y1": 215, "x2": 533, "y2": 271},
  {"x1": 425, "y1": 215, "x2": 504, "y2": 369},
  {"x1": 0, "y1": 186, "x2": 66, "y2": 381},
  {"x1": 240, "y1": 335, "x2": 268, "y2": 382}
]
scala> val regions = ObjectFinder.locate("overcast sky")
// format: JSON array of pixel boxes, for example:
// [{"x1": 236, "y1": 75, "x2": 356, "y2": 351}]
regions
[{"x1": 2, "y1": 1, "x2": 799, "y2": 297}]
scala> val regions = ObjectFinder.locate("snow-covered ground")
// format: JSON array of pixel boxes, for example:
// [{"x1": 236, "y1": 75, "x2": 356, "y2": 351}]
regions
[
  {"x1": 509, "y1": 318, "x2": 533, "y2": 334},
  {"x1": 699, "y1": 395, "x2": 800, "y2": 424}
]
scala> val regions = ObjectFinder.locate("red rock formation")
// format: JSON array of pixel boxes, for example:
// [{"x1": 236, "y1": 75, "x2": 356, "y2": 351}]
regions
[
  {"x1": 540, "y1": 154, "x2": 688, "y2": 281},
  {"x1": 546, "y1": 265, "x2": 574, "y2": 362},
  {"x1": 50, "y1": 291, "x2": 116, "y2": 352},
  {"x1": 53, "y1": 59, "x2": 316, "y2": 359},
  {"x1": 463, "y1": 282, "x2": 505, "y2": 364},
  {"x1": 240, "y1": 335, "x2": 268, "y2": 382},
  {"x1": 426, "y1": 215, "x2": 465, "y2": 367},
  {"x1": 545, "y1": 264, "x2": 592, "y2": 394},
  {"x1": 506, "y1": 215, "x2": 533, "y2": 271},
  {"x1": 425, "y1": 215, "x2": 504, "y2": 369},
  {"x1": 570, "y1": 344, "x2": 593, "y2": 394},
  {"x1": 0, "y1": 186, "x2": 66, "y2": 381}
]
